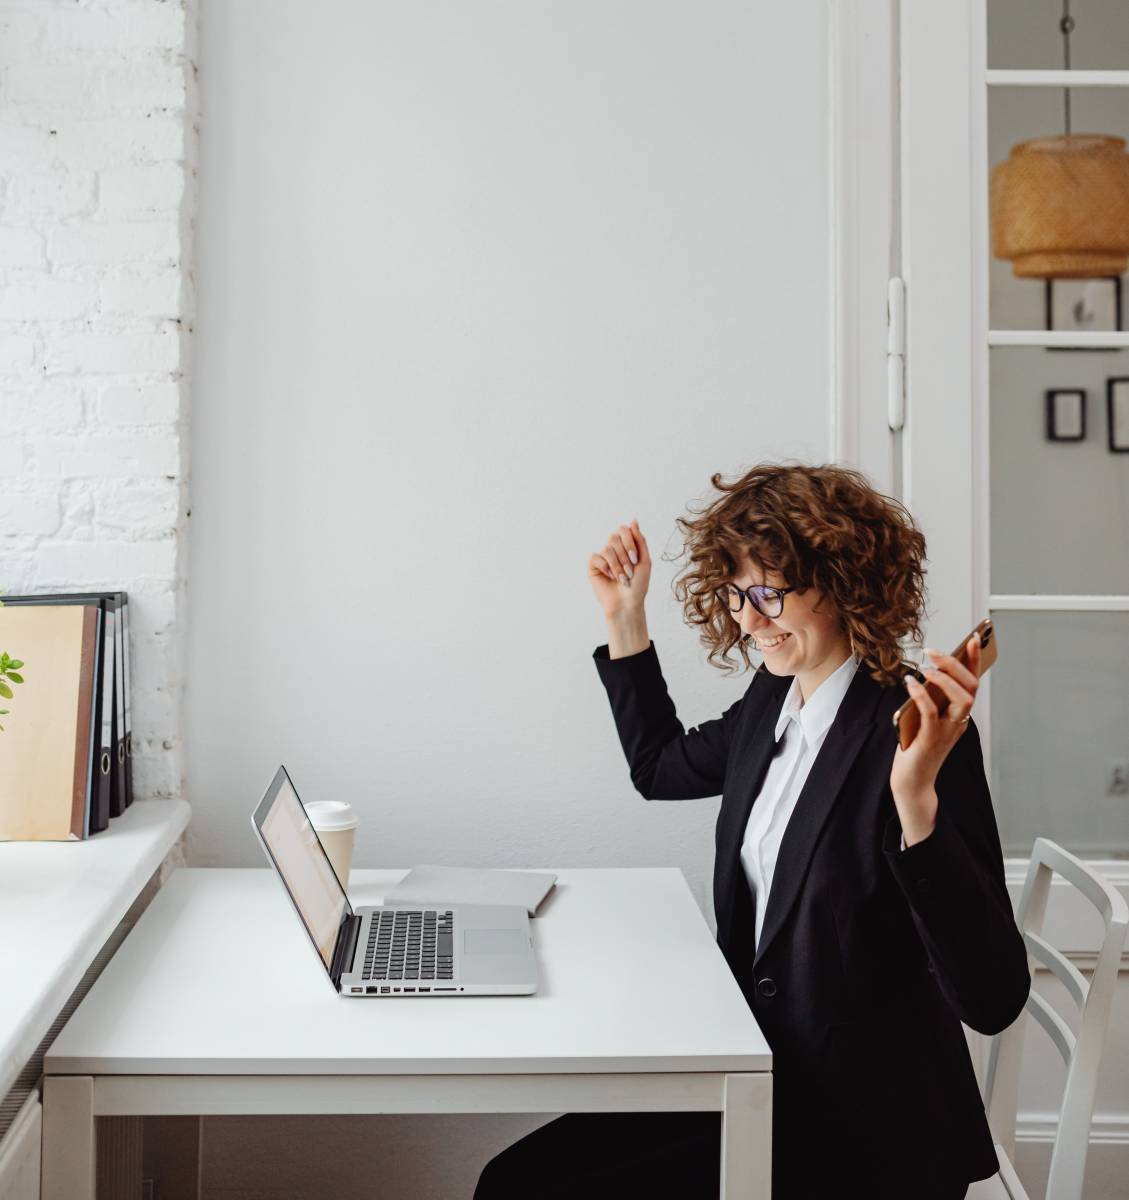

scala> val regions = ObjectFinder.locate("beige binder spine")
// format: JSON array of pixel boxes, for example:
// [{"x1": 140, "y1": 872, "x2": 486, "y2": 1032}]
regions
[{"x1": 0, "y1": 605, "x2": 99, "y2": 841}]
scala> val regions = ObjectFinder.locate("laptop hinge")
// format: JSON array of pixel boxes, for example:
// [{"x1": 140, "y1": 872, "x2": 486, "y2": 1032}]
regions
[{"x1": 330, "y1": 912, "x2": 362, "y2": 989}]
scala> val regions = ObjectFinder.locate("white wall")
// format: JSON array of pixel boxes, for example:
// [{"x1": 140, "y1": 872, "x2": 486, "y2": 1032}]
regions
[
  {"x1": 189, "y1": 0, "x2": 833, "y2": 896},
  {"x1": 0, "y1": 0, "x2": 196, "y2": 803},
  {"x1": 190, "y1": 1, "x2": 833, "y2": 1195}
]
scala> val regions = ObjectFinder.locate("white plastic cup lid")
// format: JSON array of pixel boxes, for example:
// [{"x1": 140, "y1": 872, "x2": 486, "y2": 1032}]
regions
[{"x1": 304, "y1": 800, "x2": 358, "y2": 832}]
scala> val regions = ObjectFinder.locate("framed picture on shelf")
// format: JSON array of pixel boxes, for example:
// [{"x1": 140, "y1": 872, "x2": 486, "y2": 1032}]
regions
[
  {"x1": 1045, "y1": 277, "x2": 1123, "y2": 337},
  {"x1": 1045, "y1": 389, "x2": 1086, "y2": 442},
  {"x1": 1108, "y1": 378, "x2": 1129, "y2": 453}
]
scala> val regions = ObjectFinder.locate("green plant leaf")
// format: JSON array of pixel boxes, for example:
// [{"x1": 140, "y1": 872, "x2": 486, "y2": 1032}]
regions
[
  {"x1": 5, "y1": 672, "x2": 22, "y2": 684},
  {"x1": 0, "y1": 682, "x2": 11, "y2": 699},
  {"x1": 8, "y1": 659, "x2": 23, "y2": 669}
]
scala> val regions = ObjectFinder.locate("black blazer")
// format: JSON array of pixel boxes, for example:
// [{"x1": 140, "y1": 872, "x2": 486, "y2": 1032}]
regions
[{"x1": 594, "y1": 640, "x2": 1031, "y2": 1199}]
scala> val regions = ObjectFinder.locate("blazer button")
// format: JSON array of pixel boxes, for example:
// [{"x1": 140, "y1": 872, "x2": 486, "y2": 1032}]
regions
[
  {"x1": 916, "y1": 877, "x2": 931, "y2": 893},
  {"x1": 757, "y1": 977, "x2": 778, "y2": 999}
]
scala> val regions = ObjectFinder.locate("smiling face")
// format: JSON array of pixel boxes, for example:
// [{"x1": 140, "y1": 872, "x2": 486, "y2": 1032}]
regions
[{"x1": 729, "y1": 558, "x2": 854, "y2": 699}]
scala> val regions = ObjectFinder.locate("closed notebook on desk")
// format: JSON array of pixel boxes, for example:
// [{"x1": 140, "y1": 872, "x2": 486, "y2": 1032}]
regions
[
  {"x1": 0, "y1": 605, "x2": 101, "y2": 841},
  {"x1": 383, "y1": 865, "x2": 558, "y2": 916}
]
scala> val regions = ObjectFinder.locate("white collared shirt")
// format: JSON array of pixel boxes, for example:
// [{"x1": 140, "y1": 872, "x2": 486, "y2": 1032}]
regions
[{"x1": 740, "y1": 652, "x2": 860, "y2": 950}]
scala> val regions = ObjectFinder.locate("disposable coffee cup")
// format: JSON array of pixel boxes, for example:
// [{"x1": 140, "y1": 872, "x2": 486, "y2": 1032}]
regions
[{"x1": 305, "y1": 800, "x2": 358, "y2": 891}]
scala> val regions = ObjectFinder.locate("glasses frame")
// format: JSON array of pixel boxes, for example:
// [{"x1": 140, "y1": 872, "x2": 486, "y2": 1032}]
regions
[{"x1": 717, "y1": 583, "x2": 797, "y2": 619}]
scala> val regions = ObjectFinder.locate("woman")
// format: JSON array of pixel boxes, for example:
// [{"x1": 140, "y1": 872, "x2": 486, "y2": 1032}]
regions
[{"x1": 475, "y1": 462, "x2": 1030, "y2": 1200}]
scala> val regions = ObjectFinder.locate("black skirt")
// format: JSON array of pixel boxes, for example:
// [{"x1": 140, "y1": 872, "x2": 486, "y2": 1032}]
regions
[{"x1": 473, "y1": 1110, "x2": 973, "y2": 1200}]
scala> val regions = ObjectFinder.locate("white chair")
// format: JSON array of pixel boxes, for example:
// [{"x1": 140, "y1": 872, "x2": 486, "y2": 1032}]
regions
[{"x1": 967, "y1": 838, "x2": 1128, "y2": 1200}]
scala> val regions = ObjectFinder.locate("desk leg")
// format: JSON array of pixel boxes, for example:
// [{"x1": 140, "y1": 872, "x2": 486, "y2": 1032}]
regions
[
  {"x1": 42, "y1": 1076, "x2": 95, "y2": 1200},
  {"x1": 720, "y1": 1073, "x2": 772, "y2": 1200}
]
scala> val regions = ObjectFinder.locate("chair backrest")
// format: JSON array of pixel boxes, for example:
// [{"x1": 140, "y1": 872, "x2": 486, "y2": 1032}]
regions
[{"x1": 983, "y1": 838, "x2": 1128, "y2": 1200}]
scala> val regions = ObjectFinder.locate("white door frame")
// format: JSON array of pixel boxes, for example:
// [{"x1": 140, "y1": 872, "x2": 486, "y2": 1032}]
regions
[{"x1": 829, "y1": 0, "x2": 898, "y2": 499}]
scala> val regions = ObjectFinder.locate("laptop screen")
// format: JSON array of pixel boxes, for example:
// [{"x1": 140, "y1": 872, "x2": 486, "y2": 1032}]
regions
[{"x1": 253, "y1": 766, "x2": 351, "y2": 972}]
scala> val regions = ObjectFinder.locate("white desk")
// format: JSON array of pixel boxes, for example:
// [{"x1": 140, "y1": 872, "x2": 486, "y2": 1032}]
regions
[{"x1": 44, "y1": 867, "x2": 773, "y2": 1198}]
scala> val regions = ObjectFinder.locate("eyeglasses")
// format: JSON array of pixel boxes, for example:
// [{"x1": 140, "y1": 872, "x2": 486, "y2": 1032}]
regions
[{"x1": 715, "y1": 583, "x2": 797, "y2": 619}]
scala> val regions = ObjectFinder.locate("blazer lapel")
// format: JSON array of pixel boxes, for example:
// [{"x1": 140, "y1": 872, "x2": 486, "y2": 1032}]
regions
[
  {"x1": 751, "y1": 664, "x2": 885, "y2": 970},
  {"x1": 713, "y1": 669, "x2": 791, "y2": 949}
]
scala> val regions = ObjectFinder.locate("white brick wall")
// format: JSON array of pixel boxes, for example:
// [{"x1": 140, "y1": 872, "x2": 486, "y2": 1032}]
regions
[{"x1": 0, "y1": 0, "x2": 198, "y2": 802}]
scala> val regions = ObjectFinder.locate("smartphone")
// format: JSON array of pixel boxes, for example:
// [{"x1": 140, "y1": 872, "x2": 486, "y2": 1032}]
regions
[{"x1": 892, "y1": 617, "x2": 998, "y2": 750}]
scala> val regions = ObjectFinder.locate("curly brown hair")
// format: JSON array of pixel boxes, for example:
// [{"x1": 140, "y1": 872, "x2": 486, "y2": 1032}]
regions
[{"x1": 668, "y1": 461, "x2": 928, "y2": 687}]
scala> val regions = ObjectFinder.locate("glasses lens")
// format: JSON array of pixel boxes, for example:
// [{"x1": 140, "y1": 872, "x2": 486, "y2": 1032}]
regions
[{"x1": 750, "y1": 586, "x2": 783, "y2": 618}]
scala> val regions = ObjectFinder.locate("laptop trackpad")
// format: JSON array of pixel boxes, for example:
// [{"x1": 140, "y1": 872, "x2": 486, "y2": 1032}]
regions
[{"x1": 464, "y1": 929, "x2": 527, "y2": 955}]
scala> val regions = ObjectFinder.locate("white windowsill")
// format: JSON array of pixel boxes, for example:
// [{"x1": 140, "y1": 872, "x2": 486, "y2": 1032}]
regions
[{"x1": 0, "y1": 799, "x2": 190, "y2": 1102}]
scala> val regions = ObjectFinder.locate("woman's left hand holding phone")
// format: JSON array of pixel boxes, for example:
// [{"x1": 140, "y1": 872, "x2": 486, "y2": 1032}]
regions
[{"x1": 888, "y1": 633, "x2": 982, "y2": 847}]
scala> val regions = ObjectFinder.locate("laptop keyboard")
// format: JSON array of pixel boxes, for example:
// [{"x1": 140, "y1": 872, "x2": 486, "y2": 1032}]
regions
[{"x1": 361, "y1": 908, "x2": 454, "y2": 982}]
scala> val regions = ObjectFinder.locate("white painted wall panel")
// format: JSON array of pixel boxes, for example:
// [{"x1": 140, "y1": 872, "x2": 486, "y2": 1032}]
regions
[
  {"x1": 190, "y1": 2, "x2": 833, "y2": 1194},
  {"x1": 190, "y1": 0, "x2": 832, "y2": 900}
]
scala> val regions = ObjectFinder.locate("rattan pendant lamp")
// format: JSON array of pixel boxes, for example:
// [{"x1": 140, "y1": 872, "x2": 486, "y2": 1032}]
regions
[{"x1": 991, "y1": 0, "x2": 1129, "y2": 279}]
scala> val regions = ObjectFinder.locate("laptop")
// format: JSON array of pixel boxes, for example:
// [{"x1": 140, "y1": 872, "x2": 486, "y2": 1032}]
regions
[{"x1": 252, "y1": 765, "x2": 539, "y2": 997}]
